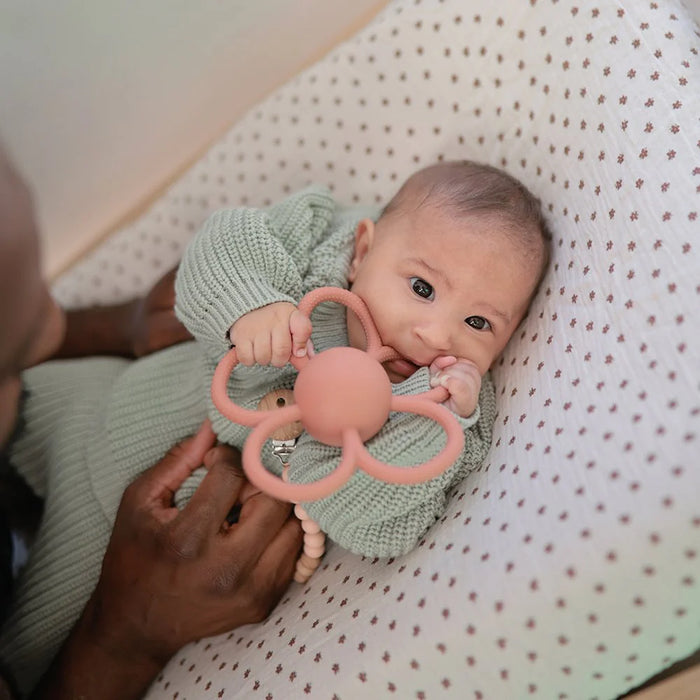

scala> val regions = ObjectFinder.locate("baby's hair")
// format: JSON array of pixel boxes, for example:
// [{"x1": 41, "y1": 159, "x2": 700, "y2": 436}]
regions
[{"x1": 381, "y1": 160, "x2": 551, "y2": 284}]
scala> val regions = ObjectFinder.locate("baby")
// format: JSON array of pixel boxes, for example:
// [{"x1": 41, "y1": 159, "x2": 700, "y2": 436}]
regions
[
  {"x1": 2, "y1": 159, "x2": 548, "y2": 686},
  {"x1": 230, "y1": 161, "x2": 546, "y2": 413},
  {"x1": 176, "y1": 159, "x2": 549, "y2": 557}
]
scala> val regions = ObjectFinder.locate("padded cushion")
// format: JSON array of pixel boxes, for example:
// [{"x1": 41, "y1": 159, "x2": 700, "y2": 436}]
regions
[{"x1": 53, "y1": 0, "x2": 699, "y2": 697}]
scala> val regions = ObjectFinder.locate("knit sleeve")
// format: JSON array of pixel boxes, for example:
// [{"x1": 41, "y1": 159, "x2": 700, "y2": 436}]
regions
[
  {"x1": 288, "y1": 369, "x2": 497, "y2": 558},
  {"x1": 174, "y1": 186, "x2": 336, "y2": 359}
]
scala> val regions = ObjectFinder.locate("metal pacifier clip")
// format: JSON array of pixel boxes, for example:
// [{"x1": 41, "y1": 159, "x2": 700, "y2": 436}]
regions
[{"x1": 211, "y1": 287, "x2": 465, "y2": 582}]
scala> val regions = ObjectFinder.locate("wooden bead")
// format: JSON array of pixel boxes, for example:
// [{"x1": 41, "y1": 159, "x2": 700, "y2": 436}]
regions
[
  {"x1": 256, "y1": 389, "x2": 304, "y2": 441},
  {"x1": 294, "y1": 504, "x2": 309, "y2": 520},
  {"x1": 294, "y1": 570, "x2": 310, "y2": 583},
  {"x1": 300, "y1": 553, "x2": 321, "y2": 570},
  {"x1": 295, "y1": 562, "x2": 315, "y2": 578},
  {"x1": 303, "y1": 531, "x2": 325, "y2": 547},
  {"x1": 304, "y1": 547, "x2": 325, "y2": 559},
  {"x1": 301, "y1": 518, "x2": 321, "y2": 534},
  {"x1": 257, "y1": 389, "x2": 324, "y2": 582}
]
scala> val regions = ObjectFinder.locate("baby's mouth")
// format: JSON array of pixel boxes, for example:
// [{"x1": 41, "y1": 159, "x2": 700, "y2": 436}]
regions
[{"x1": 382, "y1": 357, "x2": 421, "y2": 382}]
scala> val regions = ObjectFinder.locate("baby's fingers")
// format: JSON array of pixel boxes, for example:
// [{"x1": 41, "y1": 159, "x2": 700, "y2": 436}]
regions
[
  {"x1": 434, "y1": 361, "x2": 482, "y2": 418},
  {"x1": 445, "y1": 371, "x2": 478, "y2": 402},
  {"x1": 443, "y1": 377, "x2": 477, "y2": 418},
  {"x1": 234, "y1": 337, "x2": 256, "y2": 366},
  {"x1": 289, "y1": 310, "x2": 313, "y2": 358},
  {"x1": 429, "y1": 355, "x2": 457, "y2": 376},
  {"x1": 270, "y1": 323, "x2": 293, "y2": 367}
]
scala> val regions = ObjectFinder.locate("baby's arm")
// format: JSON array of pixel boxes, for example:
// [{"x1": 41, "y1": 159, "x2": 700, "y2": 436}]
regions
[
  {"x1": 229, "y1": 302, "x2": 312, "y2": 367},
  {"x1": 429, "y1": 356, "x2": 482, "y2": 418},
  {"x1": 174, "y1": 187, "x2": 335, "y2": 360}
]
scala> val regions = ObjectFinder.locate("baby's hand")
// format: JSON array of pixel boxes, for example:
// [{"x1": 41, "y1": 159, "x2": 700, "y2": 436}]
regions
[
  {"x1": 429, "y1": 356, "x2": 482, "y2": 418},
  {"x1": 230, "y1": 302, "x2": 312, "y2": 367}
]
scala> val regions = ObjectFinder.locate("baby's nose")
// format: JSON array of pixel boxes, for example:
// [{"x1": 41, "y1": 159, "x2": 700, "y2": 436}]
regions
[{"x1": 415, "y1": 321, "x2": 451, "y2": 352}]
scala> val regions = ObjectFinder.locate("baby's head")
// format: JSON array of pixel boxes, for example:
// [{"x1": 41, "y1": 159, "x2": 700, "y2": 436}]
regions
[{"x1": 347, "y1": 160, "x2": 550, "y2": 382}]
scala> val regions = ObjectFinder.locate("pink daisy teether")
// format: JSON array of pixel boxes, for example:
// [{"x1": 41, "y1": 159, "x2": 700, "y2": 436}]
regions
[{"x1": 211, "y1": 287, "x2": 465, "y2": 502}]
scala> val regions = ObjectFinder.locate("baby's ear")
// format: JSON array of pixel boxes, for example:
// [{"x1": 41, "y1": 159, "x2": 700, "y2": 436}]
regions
[{"x1": 347, "y1": 219, "x2": 375, "y2": 282}]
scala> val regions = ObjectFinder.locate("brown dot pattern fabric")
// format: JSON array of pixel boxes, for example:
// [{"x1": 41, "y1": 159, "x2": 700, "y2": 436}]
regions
[{"x1": 53, "y1": 0, "x2": 699, "y2": 698}]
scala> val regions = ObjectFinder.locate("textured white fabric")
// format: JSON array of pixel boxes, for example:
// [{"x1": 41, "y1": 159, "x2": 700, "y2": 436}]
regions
[{"x1": 53, "y1": 0, "x2": 699, "y2": 697}]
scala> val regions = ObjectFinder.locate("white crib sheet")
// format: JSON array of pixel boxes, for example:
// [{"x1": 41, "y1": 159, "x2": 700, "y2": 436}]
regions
[{"x1": 53, "y1": 1, "x2": 699, "y2": 698}]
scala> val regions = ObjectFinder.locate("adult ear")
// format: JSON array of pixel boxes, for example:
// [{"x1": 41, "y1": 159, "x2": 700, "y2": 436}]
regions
[{"x1": 347, "y1": 218, "x2": 375, "y2": 282}]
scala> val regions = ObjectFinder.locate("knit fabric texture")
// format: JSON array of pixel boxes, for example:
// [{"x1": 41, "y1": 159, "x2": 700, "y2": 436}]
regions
[
  {"x1": 0, "y1": 186, "x2": 495, "y2": 690},
  {"x1": 0, "y1": 346, "x2": 208, "y2": 691}
]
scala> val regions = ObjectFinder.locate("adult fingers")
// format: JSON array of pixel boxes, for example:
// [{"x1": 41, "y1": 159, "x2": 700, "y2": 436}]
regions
[
  {"x1": 210, "y1": 517, "x2": 302, "y2": 627},
  {"x1": 239, "y1": 480, "x2": 263, "y2": 504},
  {"x1": 256, "y1": 516, "x2": 304, "y2": 576},
  {"x1": 250, "y1": 517, "x2": 304, "y2": 605},
  {"x1": 225, "y1": 491, "x2": 296, "y2": 567},
  {"x1": 136, "y1": 420, "x2": 216, "y2": 511},
  {"x1": 152, "y1": 266, "x2": 178, "y2": 307},
  {"x1": 177, "y1": 445, "x2": 248, "y2": 537},
  {"x1": 134, "y1": 309, "x2": 193, "y2": 357},
  {"x1": 151, "y1": 309, "x2": 193, "y2": 347}
]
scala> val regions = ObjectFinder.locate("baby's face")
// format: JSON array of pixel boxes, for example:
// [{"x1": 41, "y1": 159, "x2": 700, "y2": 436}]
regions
[{"x1": 347, "y1": 204, "x2": 541, "y2": 383}]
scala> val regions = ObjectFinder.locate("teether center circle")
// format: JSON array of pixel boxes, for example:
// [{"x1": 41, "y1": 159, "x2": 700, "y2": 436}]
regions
[{"x1": 294, "y1": 346, "x2": 392, "y2": 446}]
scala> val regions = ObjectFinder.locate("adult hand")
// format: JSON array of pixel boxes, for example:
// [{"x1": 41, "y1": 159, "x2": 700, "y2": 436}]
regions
[
  {"x1": 53, "y1": 266, "x2": 192, "y2": 360},
  {"x1": 33, "y1": 422, "x2": 303, "y2": 700},
  {"x1": 130, "y1": 266, "x2": 193, "y2": 357}
]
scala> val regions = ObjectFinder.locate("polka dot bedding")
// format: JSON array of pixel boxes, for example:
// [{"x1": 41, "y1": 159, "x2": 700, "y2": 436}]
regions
[{"x1": 53, "y1": 0, "x2": 699, "y2": 698}]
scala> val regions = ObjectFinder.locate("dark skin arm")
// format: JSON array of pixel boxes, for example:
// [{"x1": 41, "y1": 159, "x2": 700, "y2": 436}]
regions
[
  {"x1": 31, "y1": 422, "x2": 302, "y2": 699},
  {"x1": 53, "y1": 267, "x2": 192, "y2": 359}
]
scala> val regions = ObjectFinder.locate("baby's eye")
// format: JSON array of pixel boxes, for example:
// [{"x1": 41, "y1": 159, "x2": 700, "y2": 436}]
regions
[
  {"x1": 410, "y1": 277, "x2": 434, "y2": 300},
  {"x1": 465, "y1": 316, "x2": 491, "y2": 331}
]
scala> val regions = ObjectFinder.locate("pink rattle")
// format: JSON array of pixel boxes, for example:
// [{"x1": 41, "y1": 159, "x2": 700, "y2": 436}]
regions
[{"x1": 211, "y1": 287, "x2": 465, "y2": 580}]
